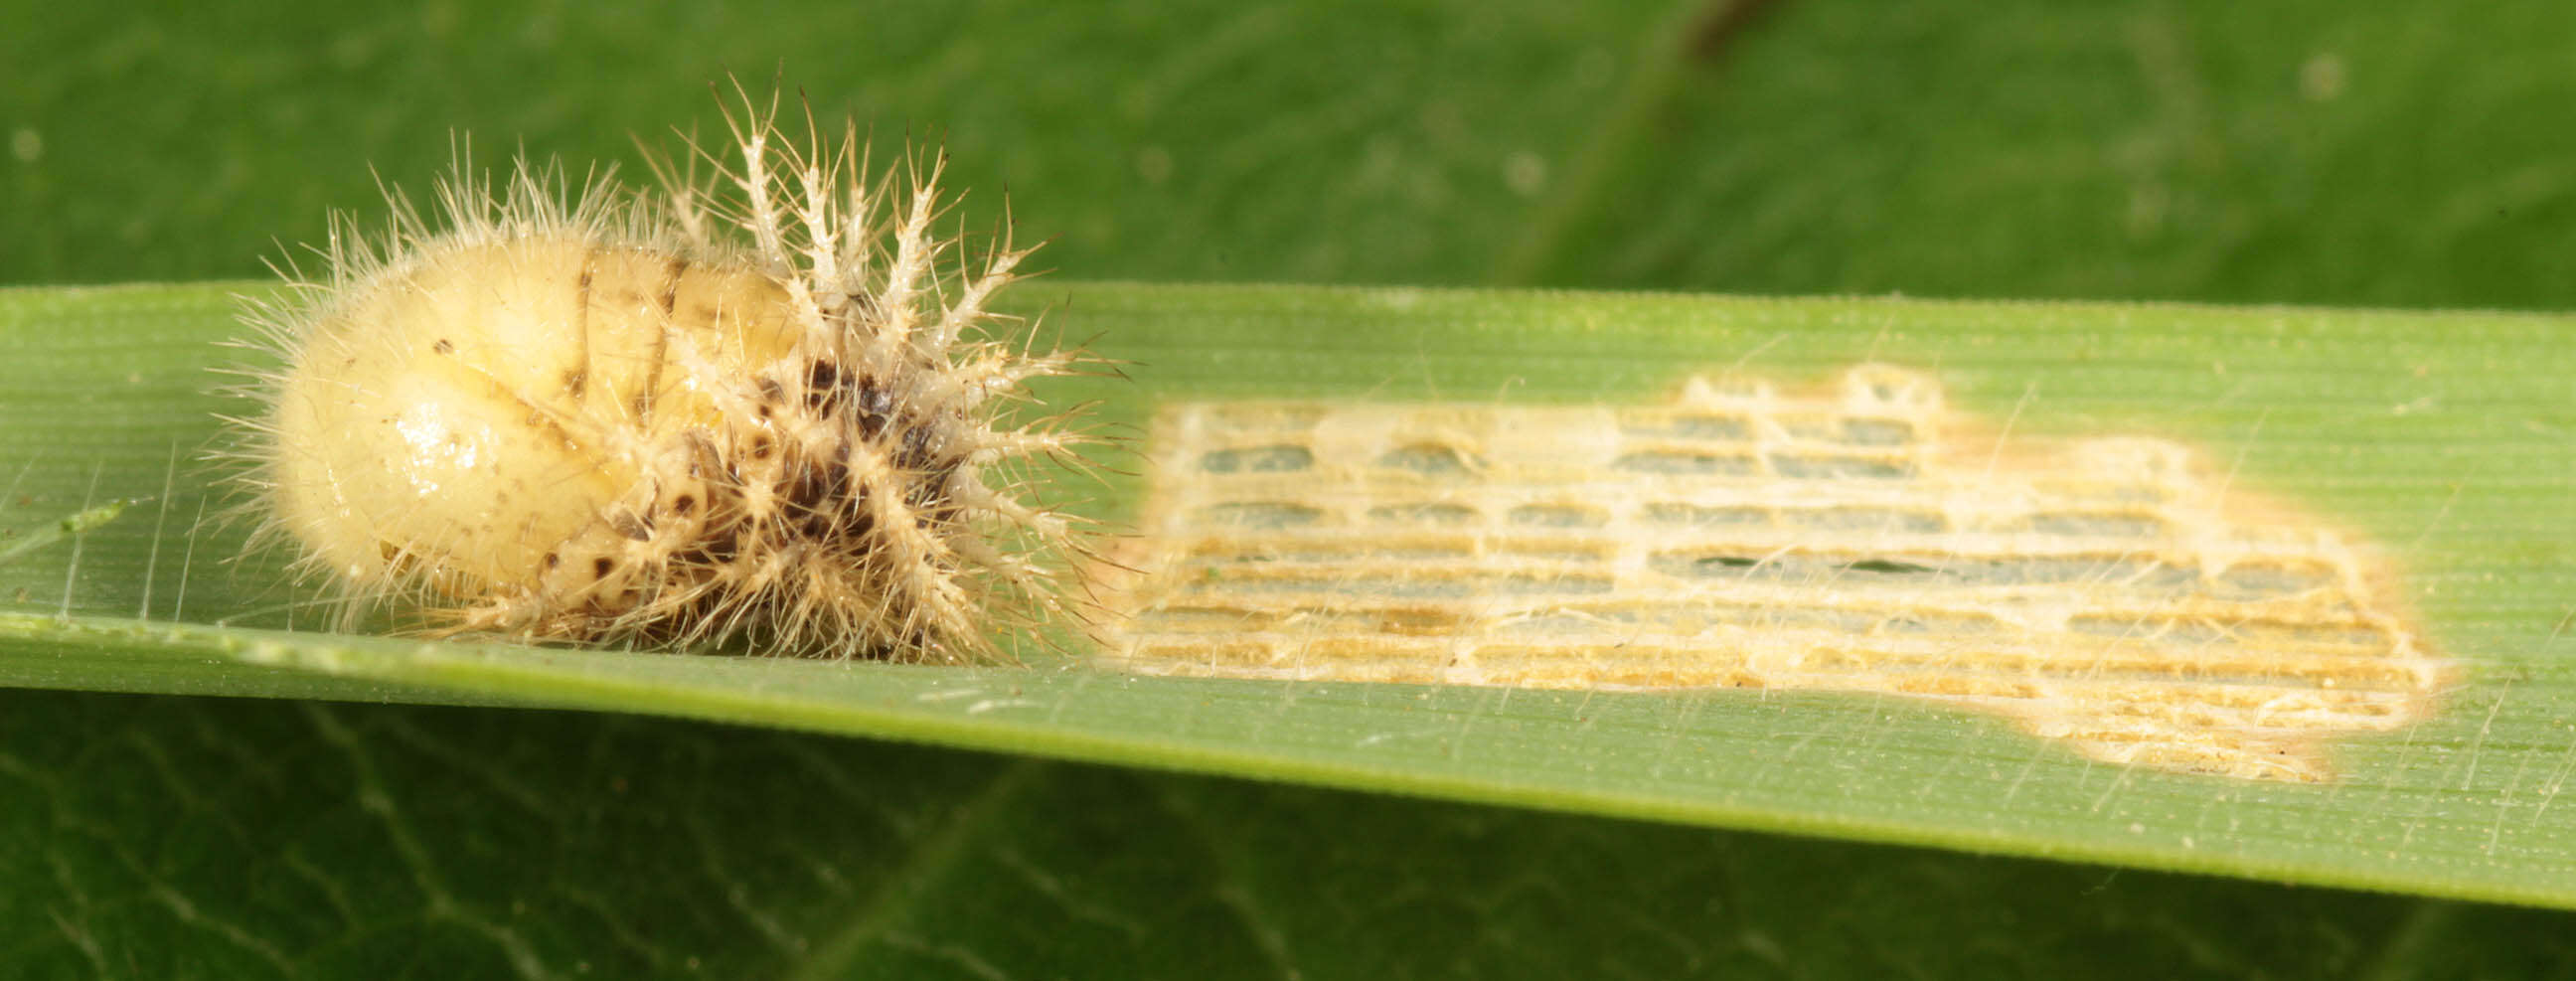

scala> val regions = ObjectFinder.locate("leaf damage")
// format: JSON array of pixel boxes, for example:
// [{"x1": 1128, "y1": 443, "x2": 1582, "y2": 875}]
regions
[{"x1": 1100, "y1": 365, "x2": 2445, "y2": 781}]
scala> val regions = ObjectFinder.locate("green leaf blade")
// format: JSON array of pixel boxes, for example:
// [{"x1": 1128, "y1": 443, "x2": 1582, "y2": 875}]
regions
[{"x1": 7, "y1": 280, "x2": 2574, "y2": 911}]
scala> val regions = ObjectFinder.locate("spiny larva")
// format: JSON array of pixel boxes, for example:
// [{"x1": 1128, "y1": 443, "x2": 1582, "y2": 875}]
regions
[{"x1": 225, "y1": 95, "x2": 1099, "y2": 662}]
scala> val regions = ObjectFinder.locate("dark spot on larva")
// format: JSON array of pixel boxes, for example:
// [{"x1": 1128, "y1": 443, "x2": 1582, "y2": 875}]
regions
[
  {"x1": 806, "y1": 360, "x2": 845, "y2": 412},
  {"x1": 381, "y1": 549, "x2": 420, "y2": 576},
  {"x1": 657, "y1": 257, "x2": 688, "y2": 314},
  {"x1": 895, "y1": 411, "x2": 944, "y2": 475},
  {"x1": 673, "y1": 494, "x2": 697, "y2": 515},
  {"x1": 611, "y1": 513, "x2": 652, "y2": 541},
  {"x1": 432, "y1": 339, "x2": 454, "y2": 355},
  {"x1": 749, "y1": 433, "x2": 775, "y2": 460},
  {"x1": 543, "y1": 552, "x2": 561, "y2": 569},
  {"x1": 567, "y1": 258, "x2": 595, "y2": 397},
  {"x1": 592, "y1": 558, "x2": 615, "y2": 579},
  {"x1": 856, "y1": 378, "x2": 897, "y2": 439},
  {"x1": 785, "y1": 457, "x2": 853, "y2": 536}
]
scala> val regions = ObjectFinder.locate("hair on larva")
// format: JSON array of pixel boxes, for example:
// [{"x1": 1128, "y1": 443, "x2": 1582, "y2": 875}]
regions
[{"x1": 219, "y1": 87, "x2": 1102, "y2": 662}]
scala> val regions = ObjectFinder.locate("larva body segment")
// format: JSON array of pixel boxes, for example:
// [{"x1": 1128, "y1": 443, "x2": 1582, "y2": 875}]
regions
[{"x1": 237, "y1": 102, "x2": 1092, "y2": 662}]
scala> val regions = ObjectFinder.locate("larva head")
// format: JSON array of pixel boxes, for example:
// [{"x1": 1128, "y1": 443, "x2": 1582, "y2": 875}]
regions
[{"x1": 228, "y1": 97, "x2": 1096, "y2": 661}]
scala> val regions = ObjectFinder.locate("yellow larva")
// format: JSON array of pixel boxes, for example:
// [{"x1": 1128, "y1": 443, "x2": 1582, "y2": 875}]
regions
[{"x1": 227, "y1": 97, "x2": 1094, "y2": 661}]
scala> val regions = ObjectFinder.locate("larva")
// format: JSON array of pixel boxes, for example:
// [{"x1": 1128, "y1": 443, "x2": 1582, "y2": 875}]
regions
[{"x1": 224, "y1": 92, "x2": 1096, "y2": 662}]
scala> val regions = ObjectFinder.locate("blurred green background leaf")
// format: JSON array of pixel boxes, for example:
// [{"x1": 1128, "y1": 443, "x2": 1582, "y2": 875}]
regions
[{"x1": 7, "y1": 0, "x2": 2576, "y2": 976}]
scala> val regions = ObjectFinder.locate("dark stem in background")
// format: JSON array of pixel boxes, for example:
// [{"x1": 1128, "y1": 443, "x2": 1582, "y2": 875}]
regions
[{"x1": 1493, "y1": 0, "x2": 1788, "y2": 286}]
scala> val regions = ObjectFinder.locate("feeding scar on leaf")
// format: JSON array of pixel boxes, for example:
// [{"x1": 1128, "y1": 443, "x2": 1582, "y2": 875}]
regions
[{"x1": 1098, "y1": 365, "x2": 2444, "y2": 782}]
